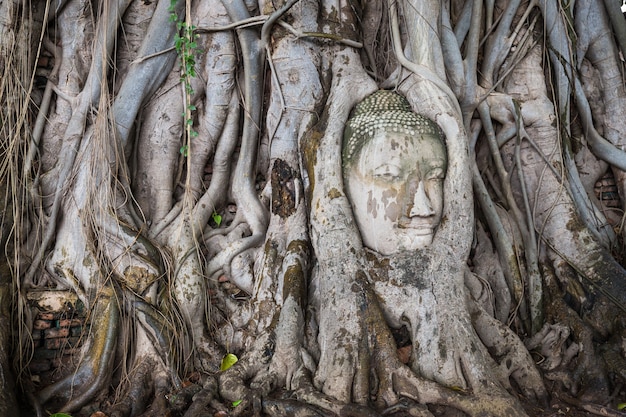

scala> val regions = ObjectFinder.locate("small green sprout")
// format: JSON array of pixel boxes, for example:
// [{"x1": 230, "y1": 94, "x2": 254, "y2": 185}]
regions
[{"x1": 212, "y1": 212, "x2": 222, "y2": 226}]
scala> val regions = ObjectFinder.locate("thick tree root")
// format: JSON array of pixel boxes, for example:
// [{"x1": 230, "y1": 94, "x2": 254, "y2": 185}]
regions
[
  {"x1": 217, "y1": 273, "x2": 532, "y2": 417},
  {"x1": 262, "y1": 397, "x2": 326, "y2": 417},
  {"x1": 106, "y1": 356, "x2": 171, "y2": 417},
  {"x1": 285, "y1": 365, "x2": 380, "y2": 417},
  {"x1": 365, "y1": 277, "x2": 529, "y2": 417},
  {"x1": 183, "y1": 376, "x2": 219, "y2": 417},
  {"x1": 541, "y1": 266, "x2": 611, "y2": 400},
  {"x1": 219, "y1": 355, "x2": 264, "y2": 416},
  {"x1": 230, "y1": 361, "x2": 526, "y2": 417},
  {"x1": 36, "y1": 288, "x2": 119, "y2": 413},
  {"x1": 392, "y1": 366, "x2": 527, "y2": 417},
  {"x1": 468, "y1": 295, "x2": 549, "y2": 404}
]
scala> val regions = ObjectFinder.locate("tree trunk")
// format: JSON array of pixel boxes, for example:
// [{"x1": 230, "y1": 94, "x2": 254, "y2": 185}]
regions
[{"x1": 3, "y1": 1, "x2": 626, "y2": 416}]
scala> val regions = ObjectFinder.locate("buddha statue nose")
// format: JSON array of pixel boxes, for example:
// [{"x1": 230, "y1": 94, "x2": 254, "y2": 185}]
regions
[{"x1": 407, "y1": 179, "x2": 435, "y2": 217}]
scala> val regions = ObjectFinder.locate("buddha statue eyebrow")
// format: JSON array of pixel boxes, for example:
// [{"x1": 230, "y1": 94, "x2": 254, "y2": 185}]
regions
[{"x1": 343, "y1": 90, "x2": 445, "y2": 167}]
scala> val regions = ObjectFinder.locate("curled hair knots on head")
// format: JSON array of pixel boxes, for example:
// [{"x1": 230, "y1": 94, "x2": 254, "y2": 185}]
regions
[{"x1": 343, "y1": 90, "x2": 444, "y2": 165}]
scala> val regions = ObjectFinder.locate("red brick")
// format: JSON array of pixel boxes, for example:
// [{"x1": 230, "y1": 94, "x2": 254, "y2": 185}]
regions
[
  {"x1": 33, "y1": 320, "x2": 51, "y2": 330},
  {"x1": 58, "y1": 318, "x2": 83, "y2": 327},
  {"x1": 37, "y1": 312, "x2": 55, "y2": 320},
  {"x1": 44, "y1": 337, "x2": 68, "y2": 349},
  {"x1": 44, "y1": 327, "x2": 70, "y2": 338}
]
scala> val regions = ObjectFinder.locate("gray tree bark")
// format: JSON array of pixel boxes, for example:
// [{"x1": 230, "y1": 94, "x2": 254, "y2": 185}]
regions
[{"x1": 2, "y1": 1, "x2": 626, "y2": 416}]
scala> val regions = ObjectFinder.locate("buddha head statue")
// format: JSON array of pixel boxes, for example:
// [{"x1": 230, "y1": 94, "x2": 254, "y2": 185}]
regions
[{"x1": 343, "y1": 90, "x2": 447, "y2": 255}]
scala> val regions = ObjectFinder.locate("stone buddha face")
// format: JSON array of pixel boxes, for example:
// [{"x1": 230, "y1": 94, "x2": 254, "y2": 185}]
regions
[{"x1": 343, "y1": 91, "x2": 447, "y2": 255}]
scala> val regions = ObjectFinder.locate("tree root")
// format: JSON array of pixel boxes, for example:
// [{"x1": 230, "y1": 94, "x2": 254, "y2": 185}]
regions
[
  {"x1": 262, "y1": 396, "x2": 326, "y2": 417},
  {"x1": 468, "y1": 295, "x2": 549, "y2": 404},
  {"x1": 381, "y1": 398, "x2": 435, "y2": 417},
  {"x1": 133, "y1": 299, "x2": 182, "y2": 390},
  {"x1": 557, "y1": 392, "x2": 626, "y2": 417},
  {"x1": 107, "y1": 358, "x2": 162, "y2": 417},
  {"x1": 183, "y1": 376, "x2": 218, "y2": 417},
  {"x1": 36, "y1": 288, "x2": 119, "y2": 412},
  {"x1": 392, "y1": 366, "x2": 527, "y2": 417},
  {"x1": 219, "y1": 355, "x2": 263, "y2": 416},
  {"x1": 291, "y1": 366, "x2": 382, "y2": 417},
  {"x1": 541, "y1": 266, "x2": 610, "y2": 399}
]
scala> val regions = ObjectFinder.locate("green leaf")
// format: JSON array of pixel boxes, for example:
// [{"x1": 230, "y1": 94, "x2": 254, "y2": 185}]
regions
[
  {"x1": 212, "y1": 212, "x2": 222, "y2": 226},
  {"x1": 50, "y1": 414, "x2": 73, "y2": 417},
  {"x1": 618, "y1": 403, "x2": 626, "y2": 410},
  {"x1": 188, "y1": 104, "x2": 196, "y2": 111},
  {"x1": 232, "y1": 400, "x2": 242, "y2": 407},
  {"x1": 220, "y1": 353, "x2": 238, "y2": 371},
  {"x1": 179, "y1": 145, "x2": 188, "y2": 156}
]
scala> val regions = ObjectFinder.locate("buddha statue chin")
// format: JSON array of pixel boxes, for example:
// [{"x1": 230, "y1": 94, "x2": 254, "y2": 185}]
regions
[{"x1": 343, "y1": 91, "x2": 447, "y2": 256}]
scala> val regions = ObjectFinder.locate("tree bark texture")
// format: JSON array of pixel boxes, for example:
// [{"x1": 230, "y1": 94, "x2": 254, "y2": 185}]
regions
[{"x1": 2, "y1": 1, "x2": 626, "y2": 416}]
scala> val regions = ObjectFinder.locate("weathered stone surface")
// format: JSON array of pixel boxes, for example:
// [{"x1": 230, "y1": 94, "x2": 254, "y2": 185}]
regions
[{"x1": 26, "y1": 289, "x2": 80, "y2": 312}]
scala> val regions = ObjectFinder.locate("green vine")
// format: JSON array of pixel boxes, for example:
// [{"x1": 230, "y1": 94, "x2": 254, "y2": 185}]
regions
[{"x1": 169, "y1": 0, "x2": 199, "y2": 157}]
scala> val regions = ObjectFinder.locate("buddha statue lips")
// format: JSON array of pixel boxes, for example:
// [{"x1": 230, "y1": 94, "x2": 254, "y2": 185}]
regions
[
  {"x1": 343, "y1": 90, "x2": 447, "y2": 255},
  {"x1": 397, "y1": 217, "x2": 435, "y2": 235}
]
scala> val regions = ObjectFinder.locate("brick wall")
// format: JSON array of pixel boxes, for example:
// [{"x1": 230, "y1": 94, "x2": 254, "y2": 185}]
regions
[{"x1": 27, "y1": 291, "x2": 86, "y2": 384}]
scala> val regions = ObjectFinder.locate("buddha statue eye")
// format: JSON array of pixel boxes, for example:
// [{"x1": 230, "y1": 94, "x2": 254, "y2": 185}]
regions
[{"x1": 373, "y1": 164, "x2": 401, "y2": 181}]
